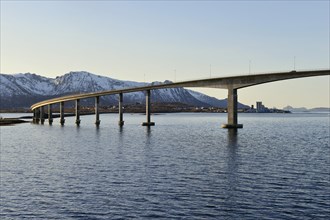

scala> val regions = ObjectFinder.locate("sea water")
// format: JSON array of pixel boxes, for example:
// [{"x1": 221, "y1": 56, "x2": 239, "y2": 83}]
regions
[{"x1": 1, "y1": 113, "x2": 329, "y2": 219}]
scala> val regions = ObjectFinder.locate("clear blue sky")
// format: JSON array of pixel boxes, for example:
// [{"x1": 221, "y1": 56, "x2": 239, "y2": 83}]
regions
[{"x1": 1, "y1": 0, "x2": 329, "y2": 108}]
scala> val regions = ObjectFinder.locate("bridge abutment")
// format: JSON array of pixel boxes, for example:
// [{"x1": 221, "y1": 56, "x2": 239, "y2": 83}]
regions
[
  {"x1": 222, "y1": 88, "x2": 243, "y2": 129},
  {"x1": 118, "y1": 93, "x2": 124, "y2": 126},
  {"x1": 142, "y1": 90, "x2": 155, "y2": 126}
]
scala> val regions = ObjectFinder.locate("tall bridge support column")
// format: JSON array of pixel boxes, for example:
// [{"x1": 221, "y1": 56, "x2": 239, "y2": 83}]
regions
[
  {"x1": 60, "y1": 101, "x2": 65, "y2": 125},
  {"x1": 142, "y1": 90, "x2": 155, "y2": 126},
  {"x1": 35, "y1": 109, "x2": 40, "y2": 124},
  {"x1": 95, "y1": 96, "x2": 100, "y2": 126},
  {"x1": 48, "y1": 104, "x2": 53, "y2": 125},
  {"x1": 33, "y1": 109, "x2": 37, "y2": 123},
  {"x1": 75, "y1": 99, "x2": 81, "y2": 126},
  {"x1": 222, "y1": 88, "x2": 243, "y2": 129},
  {"x1": 118, "y1": 93, "x2": 124, "y2": 126},
  {"x1": 40, "y1": 106, "x2": 45, "y2": 124}
]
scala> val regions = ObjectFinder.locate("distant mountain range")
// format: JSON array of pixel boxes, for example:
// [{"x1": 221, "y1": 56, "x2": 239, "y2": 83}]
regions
[
  {"x1": 283, "y1": 106, "x2": 330, "y2": 113},
  {"x1": 0, "y1": 71, "x2": 248, "y2": 109}
]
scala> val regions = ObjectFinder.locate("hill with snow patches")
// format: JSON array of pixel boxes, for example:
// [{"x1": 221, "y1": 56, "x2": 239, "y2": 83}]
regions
[{"x1": 0, "y1": 71, "x2": 247, "y2": 109}]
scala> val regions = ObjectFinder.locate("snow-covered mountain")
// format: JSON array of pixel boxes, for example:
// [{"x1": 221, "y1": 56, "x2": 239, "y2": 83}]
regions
[
  {"x1": 0, "y1": 71, "x2": 248, "y2": 109},
  {"x1": 0, "y1": 73, "x2": 54, "y2": 96}
]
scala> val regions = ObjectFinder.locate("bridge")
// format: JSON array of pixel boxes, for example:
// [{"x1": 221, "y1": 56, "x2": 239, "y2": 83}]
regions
[{"x1": 31, "y1": 69, "x2": 330, "y2": 128}]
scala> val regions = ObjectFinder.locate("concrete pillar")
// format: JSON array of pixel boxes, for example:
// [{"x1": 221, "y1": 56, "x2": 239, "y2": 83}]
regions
[
  {"x1": 118, "y1": 93, "x2": 124, "y2": 126},
  {"x1": 60, "y1": 101, "x2": 65, "y2": 125},
  {"x1": 95, "y1": 96, "x2": 100, "y2": 126},
  {"x1": 228, "y1": 88, "x2": 237, "y2": 125},
  {"x1": 48, "y1": 104, "x2": 53, "y2": 125},
  {"x1": 142, "y1": 90, "x2": 155, "y2": 126},
  {"x1": 75, "y1": 99, "x2": 81, "y2": 125},
  {"x1": 32, "y1": 109, "x2": 36, "y2": 123},
  {"x1": 35, "y1": 109, "x2": 40, "y2": 124},
  {"x1": 40, "y1": 106, "x2": 45, "y2": 124},
  {"x1": 222, "y1": 88, "x2": 243, "y2": 129}
]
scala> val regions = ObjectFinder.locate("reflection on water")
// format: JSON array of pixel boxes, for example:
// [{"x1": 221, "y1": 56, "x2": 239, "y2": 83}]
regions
[
  {"x1": 118, "y1": 125, "x2": 124, "y2": 133},
  {"x1": 227, "y1": 129, "x2": 238, "y2": 146},
  {"x1": 224, "y1": 129, "x2": 240, "y2": 211},
  {"x1": 1, "y1": 113, "x2": 329, "y2": 219},
  {"x1": 145, "y1": 126, "x2": 152, "y2": 136}
]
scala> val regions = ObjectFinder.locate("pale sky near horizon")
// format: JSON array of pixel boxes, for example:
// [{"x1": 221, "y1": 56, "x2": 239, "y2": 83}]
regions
[{"x1": 1, "y1": 0, "x2": 329, "y2": 108}]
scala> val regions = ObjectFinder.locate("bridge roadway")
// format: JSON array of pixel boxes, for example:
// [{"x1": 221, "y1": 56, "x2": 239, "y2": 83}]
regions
[{"x1": 31, "y1": 69, "x2": 330, "y2": 128}]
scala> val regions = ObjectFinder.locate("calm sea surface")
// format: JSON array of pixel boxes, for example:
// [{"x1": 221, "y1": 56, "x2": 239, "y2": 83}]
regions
[{"x1": 1, "y1": 113, "x2": 329, "y2": 219}]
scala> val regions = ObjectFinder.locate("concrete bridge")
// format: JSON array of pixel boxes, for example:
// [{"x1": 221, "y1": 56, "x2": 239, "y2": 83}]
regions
[{"x1": 31, "y1": 69, "x2": 330, "y2": 128}]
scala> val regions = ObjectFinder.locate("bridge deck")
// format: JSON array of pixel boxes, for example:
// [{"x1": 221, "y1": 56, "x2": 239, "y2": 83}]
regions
[{"x1": 31, "y1": 69, "x2": 329, "y2": 110}]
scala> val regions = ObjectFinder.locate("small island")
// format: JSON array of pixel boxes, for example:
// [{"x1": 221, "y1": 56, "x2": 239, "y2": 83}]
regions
[{"x1": 0, "y1": 117, "x2": 29, "y2": 126}]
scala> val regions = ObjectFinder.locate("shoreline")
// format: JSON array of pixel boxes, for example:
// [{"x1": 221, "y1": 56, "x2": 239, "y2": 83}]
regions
[
  {"x1": 0, "y1": 118, "x2": 30, "y2": 126},
  {"x1": 2, "y1": 111, "x2": 328, "y2": 126}
]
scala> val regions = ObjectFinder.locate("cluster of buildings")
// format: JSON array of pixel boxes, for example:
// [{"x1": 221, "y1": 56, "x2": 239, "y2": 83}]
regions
[{"x1": 246, "y1": 101, "x2": 290, "y2": 113}]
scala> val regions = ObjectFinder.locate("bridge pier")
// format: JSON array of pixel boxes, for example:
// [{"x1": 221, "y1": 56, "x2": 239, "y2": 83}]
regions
[
  {"x1": 75, "y1": 99, "x2": 81, "y2": 125},
  {"x1": 36, "y1": 109, "x2": 40, "y2": 123},
  {"x1": 118, "y1": 93, "x2": 124, "y2": 126},
  {"x1": 48, "y1": 104, "x2": 53, "y2": 125},
  {"x1": 40, "y1": 106, "x2": 45, "y2": 124},
  {"x1": 60, "y1": 101, "x2": 65, "y2": 125},
  {"x1": 95, "y1": 96, "x2": 100, "y2": 126},
  {"x1": 33, "y1": 109, "x2": 39, "y2": 123},
  {"x1": 32, "y1": 109, "x2": 36, "y2": 123},
  {"x1": 222, "y1": 88, "x2": 243, "y2": 129},
  {"x1": 142, "y1": 90, "x2": 155, "y2": 126}
]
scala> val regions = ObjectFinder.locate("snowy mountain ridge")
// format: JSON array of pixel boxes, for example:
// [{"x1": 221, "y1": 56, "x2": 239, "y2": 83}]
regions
[{"x1": 0, "y1": 71, "x2": 247, "y2": 109}]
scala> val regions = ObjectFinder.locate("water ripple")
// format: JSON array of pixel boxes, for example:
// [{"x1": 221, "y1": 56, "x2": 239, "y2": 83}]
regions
[{"x1": 1, "y1": 113, "x2": 329, "y2": 219}]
